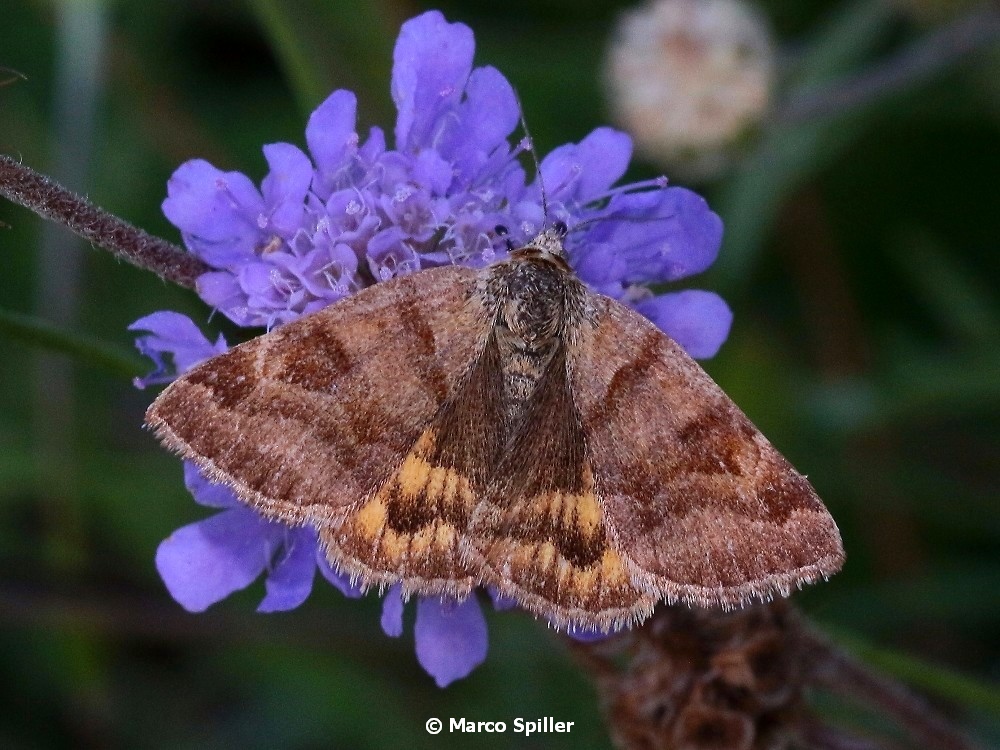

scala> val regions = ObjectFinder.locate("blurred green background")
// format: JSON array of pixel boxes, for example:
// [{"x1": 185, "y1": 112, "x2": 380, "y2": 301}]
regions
[{"x1": 1, "y1": 0, "x2": 998, "y2": 747}]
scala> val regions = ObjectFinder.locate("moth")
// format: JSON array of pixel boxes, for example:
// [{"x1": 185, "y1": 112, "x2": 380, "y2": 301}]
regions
[{"x1": 147, "y1": 222, "x2": 844, "y2": 631}]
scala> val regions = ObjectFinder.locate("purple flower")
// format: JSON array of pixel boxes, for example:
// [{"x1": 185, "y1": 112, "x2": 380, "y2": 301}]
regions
[
  {"x1": 156, "y1": 462, "x2": 363, "y2": 614},
  {"x1": 138, "y1": 10, "x2": 731, "y2": 686},
  {"x1": 160, "y1": 11, "x2": 729, "y2": 342}
]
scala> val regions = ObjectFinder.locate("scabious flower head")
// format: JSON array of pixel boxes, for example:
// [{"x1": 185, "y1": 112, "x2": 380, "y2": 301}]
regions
[
  {"x1": 605, "y1": 0, "x2": 775, "y2": 181},
  {"x1": 136, "y1": 10, "x2": 730, "y2": 687}
]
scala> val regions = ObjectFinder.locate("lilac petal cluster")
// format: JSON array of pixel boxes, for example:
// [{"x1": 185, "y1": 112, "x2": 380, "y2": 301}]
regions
[
  {"x1": 160, "y1": 11, "x2": 730, "y2": 352},
  {"x1": 137, "y1": 10, "x2": 731, "y2": 686},
  {"x1": 129, "y1": 311, "x2": 227, "y2": 389},
  {"x1": 381, "y1": 586, "x2": 488, "y2": 688}
]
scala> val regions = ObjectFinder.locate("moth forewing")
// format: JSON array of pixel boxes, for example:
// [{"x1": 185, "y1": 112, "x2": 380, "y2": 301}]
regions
[
  {"x1": 564, "y1": 294, "x2": 844, "y2": 614},
  {"x1": 146, "y1": 266, "x2": 489, "y2": 596}
]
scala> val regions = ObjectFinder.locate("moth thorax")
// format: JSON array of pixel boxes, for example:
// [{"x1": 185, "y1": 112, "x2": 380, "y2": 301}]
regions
[{"x1": 494, "y1": 259, "x2": 569, "y2": 349}]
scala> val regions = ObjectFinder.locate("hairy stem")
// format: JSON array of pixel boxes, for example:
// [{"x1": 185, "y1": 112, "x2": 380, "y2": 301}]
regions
[
  {"x1": 777, "y1": 2, "x2": 1000, "y2": 126},
  {"x1": 0, "y1": 155, "x2": 210, "y2": 289}
]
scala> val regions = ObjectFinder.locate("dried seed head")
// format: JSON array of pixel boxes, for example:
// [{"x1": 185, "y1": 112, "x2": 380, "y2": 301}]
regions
[{"x1": 578, "y1": 602, "x2": 805, "y2": 750}]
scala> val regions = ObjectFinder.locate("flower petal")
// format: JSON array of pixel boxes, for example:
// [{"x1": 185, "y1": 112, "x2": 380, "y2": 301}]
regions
[
  {"x1": 392, "y1": 11, "x2": 474, "y2": 151},
  {"x1": 260, "y1": 143, "x2": 313, "y2": 236},
  {"x1": 439, "y1": 65, "x2": 519, "y2": 187},
  {"x1": 414, "y1": 596, "x2": 488, "y2": 687},
  {"x1": 487, "y1": 587, "x2": 519, "y2": 612},
  {"x1": 155, "y1": 508, "x2": 280, "y2": 613},
  {"x1": 366, "y1": 226, "x2": 421, "y2": 280},
  {"x1": 195, "y1": 272, "x2": 256, "y2": 326},
  {"x1": 257, "y1": 528, "x2": 318, "y2": 613},
  {"x1": 317, "y1": 554, "x2": 366, "y2": 599},
  {"x1": 162, "y1": 159, "x2": 264, "y2": 267},
  {"x1": 129, "y1": 311, "x2": 227, "y2": 387},
  {"x1": 538, "y1": 128, "x2": 632, "y2": 205},
  {"x1": 381, "y1": 585, "x2": 405, "y2": 637},
  {"x1": 183, "y1": 461, "x2": 240, "y2": 509},
  {"x1": 306, "y1": 89, "x2": 359, "y2": 177},
  {"x1": 587, "y1": 187, "x2": 724, "y2": 284},
  {"x1": 563, "y1": 625, "x2": 621, "y2": 643},
  {"x1": 571, "y1": 241, "x2": 631, "y2": 294},
  {"x1": 412, "y1": 148, "x2": 454, "y2": 196},
  {"x1": 636, "y1": 289, "x2": 733, "y2": 359}
]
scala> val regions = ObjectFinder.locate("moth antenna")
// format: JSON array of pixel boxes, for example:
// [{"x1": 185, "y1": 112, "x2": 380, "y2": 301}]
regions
[
  {"x1": 515, "y1": 95, "x2": 549, "y2": 224},
  {"x1": 564, "y1": 214, "x2": 604, "y2": 237}
]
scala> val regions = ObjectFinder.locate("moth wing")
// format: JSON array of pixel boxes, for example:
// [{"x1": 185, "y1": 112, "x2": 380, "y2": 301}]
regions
[
  {"x1": 465, "y1": 345, "x2": 657, "y2": 632},
  {"x1": 324, "y1": 324, "x2": 508, "y2": 597},
  {"x1": 567, "y1": 294, "x2": 844, "y2": 609},
  {"x1": 147, "y1": 266, "x2": 492, "y2": 593}
]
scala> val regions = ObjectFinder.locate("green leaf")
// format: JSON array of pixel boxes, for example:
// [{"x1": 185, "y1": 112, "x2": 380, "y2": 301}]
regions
[
  {"x1": 0, "y1": 308, "x2": 144, "y2": 378},
  {"x1": 246, "y1": 0, "x2": 396, "y2": 123},
  {"x1": 712, "y1": 0, "x2": 897, "y2": 294},
  {"x1": 830, "y1": 629, "x2": 1000, "y2": 715}
]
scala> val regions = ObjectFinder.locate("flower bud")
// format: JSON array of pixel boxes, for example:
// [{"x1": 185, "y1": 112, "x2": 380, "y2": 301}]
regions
[{"x1": 606, "y1": 0, "x2": 775, "y2": 180}]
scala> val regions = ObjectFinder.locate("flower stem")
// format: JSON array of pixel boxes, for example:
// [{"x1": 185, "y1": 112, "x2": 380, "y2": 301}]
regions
[
  {"x1": 0, "y1": 155, "x2": 210, "y2": 289},
  {"x1": 802, "y1": 626, "x2": 986, "y2": 750},
  {"x1": 776, "y1": 2, "x2": 1000, "y2": 126}
]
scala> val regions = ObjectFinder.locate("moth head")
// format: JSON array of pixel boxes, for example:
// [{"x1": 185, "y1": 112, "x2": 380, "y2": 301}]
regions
[{"x1": 500, "y1": 221, "x2": 572, "y2": 270}]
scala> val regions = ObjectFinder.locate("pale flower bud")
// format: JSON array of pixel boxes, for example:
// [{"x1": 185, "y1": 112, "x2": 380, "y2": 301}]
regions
[{"x1": 606, "y1": 0, "x2": 776, "y2": 180}]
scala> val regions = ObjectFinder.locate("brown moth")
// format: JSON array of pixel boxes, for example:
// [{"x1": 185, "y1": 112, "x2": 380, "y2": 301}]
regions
[{"x1": 147, "y1": 222, "x2": 844, "y2": 631}]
